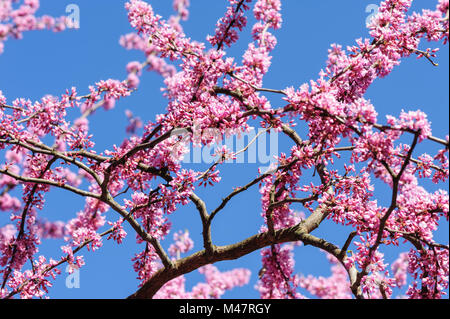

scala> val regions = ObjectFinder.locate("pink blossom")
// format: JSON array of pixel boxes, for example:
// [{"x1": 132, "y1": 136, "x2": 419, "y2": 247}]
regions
[
  {"x1": 297, "y1": 253, "x2": 352, "y2": 299},
  {"x1": 207, "y1": 0, "x2": 251, "y2": 49},
  {"x1": 168, "y1": 230, "x2": 193, "y2": 258},
  {"x1": 0, "y1": 0, "x2": 67, "y2": 54}
]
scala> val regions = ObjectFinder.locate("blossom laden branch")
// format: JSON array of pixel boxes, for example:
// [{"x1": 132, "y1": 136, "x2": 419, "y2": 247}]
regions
[{"x1": 0, "y1": 0, "x2": 448, "y2": 300}]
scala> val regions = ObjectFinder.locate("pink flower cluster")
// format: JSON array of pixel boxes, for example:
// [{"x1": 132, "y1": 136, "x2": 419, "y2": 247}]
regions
[
  {"x1": 298, "y1": 254, "x2": 353, "y2": 299},
  {"x1": 256, "y1": 244, "x2": 305, "y2": 299},
  {"x1": 154, "y1": 264, "x2": 251, "y2": 299},
  {"x1": 0, "y1": 0, "x2": 67, "y2": 54},
  {"x1": 172, "y1": 0, "x2": 190, "y2": 21},
  {"x1": 406, "y1": 248, "x2": 449, "y2": 299},
  {"x1": 168, "y1": 230, "x2": 193, "y2": 258},
  {"x1": 207, "y1": 0, "x2": 252, "y2": 49}
]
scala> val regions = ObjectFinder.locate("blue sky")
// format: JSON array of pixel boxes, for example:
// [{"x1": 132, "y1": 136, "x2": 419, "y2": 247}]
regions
[{"x1": 0, "y1": 0, "x2": 448, "y2": 299}]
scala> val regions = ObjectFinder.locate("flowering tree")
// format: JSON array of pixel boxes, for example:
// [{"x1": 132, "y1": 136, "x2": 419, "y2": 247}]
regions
[{"x1": 0, "y1": 0, "x2": 448, "y2": 299}]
